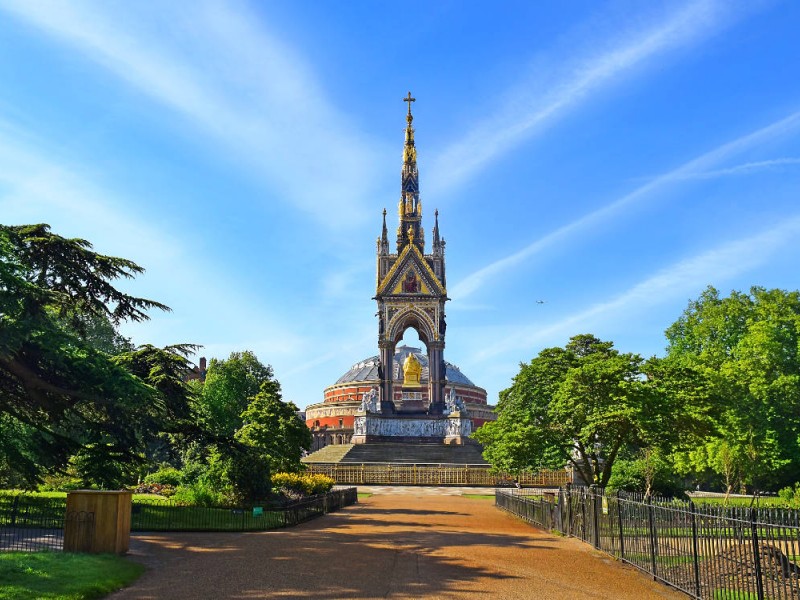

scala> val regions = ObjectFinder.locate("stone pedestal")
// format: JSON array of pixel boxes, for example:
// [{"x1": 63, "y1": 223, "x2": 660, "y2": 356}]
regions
[
  {"x1": 351, "y1": 412, "x2": 473, "y2": 445},
  {"x1": 443, "y1": 412, "x2": 472, "y2": 445}
]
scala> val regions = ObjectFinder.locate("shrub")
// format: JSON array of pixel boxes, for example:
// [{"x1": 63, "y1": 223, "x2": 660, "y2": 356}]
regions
[
  {"x1": 271, "y1": 472, "x2": 334, "y2": 496},
  {"x1": 38, "y1": 470, "x2": 83, "y2": 492},
  {"x1": 303, "y1": 473, "x2": 335, "y2": 495},
  {"x1": 171, "y1": 481, "x2": 223, "y2": 507},
  {"x1": 143, "y1": 467, "x2": 182, "y2": 487},
  {"x1": 132, "y1": 483, "x2": 176, "y2": 497},
  {"x1": 777, "y1": 482, "x2": 800, "y2": 508},
  {"x1": 204, "y1": 447, "x2": 271, "y2": 505}
]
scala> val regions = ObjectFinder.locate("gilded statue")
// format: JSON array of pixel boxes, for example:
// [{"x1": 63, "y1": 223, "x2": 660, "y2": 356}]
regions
[{"x1": 402, "y1": 352, "x2": 422, "y2": 387}]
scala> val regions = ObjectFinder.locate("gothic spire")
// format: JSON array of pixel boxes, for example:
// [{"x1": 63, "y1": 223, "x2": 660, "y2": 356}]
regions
[
  {"x1": 380, "y1": 208, "x2": 389, "y2": 253},
  {"x1": 397, "y1": 92, "x2": 423, "y2": 252}
]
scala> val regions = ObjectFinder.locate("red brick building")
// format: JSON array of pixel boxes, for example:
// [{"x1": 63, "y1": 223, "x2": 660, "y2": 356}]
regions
[{"x1": 305, "y1": 346, "x2": 494, "y2": 450}]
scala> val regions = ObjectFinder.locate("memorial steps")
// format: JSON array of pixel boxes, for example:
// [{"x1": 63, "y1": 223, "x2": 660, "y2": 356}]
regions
[
  {"x1": 302, "y1": 444, "x2": 356, "y2": 463},
  {"x1": 303, "y1": 442, "x2": 488, "y2": 465}
]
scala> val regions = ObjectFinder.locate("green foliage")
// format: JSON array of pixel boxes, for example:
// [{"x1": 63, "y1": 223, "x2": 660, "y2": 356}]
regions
[
  {"x1": 271, "y1": 472, "x2": 334, "y2": 496},
  {"x1": 133, "y1": 482, "x2": 176, "y2": 497},
  {"x1": 667, "y1": 286, "x2": 800, "y2": 492},
  {"x1": 476, "y1": 334, "x2": 702, "y2": 487},
  {"x1": 0, "y1": 223, "x2": 198, "y2": 487},
  {"x1": 0, "y1": 551, "x2": 144, "y2": 600},
  {"x1": 198, "y1": 351, "x2": 275, "y2": 438},
  {"x1": 236, "y1": 382, "x2": 312, "y2": 473},
  {"x1": 180, "y1": 351, "x2": 309, "y2": 503},
  {"x1": 607, "y1": 448, "x2": 683, "y2": 496},
  {"x1": 37, "y1": 468, "x2": 82, "y2": 492},
  {"x1": 204, "y1": 445, "x2": 272, "y2": 505},
  {"x1": 777, "y1": 482, "x2": 800, "y2": 508},
  {"x1": 171, "y1": 480, "x2": 225, "y2": 507},
  {"x1": 143, "y1": 466, "x2": 183, "y2": 487}
]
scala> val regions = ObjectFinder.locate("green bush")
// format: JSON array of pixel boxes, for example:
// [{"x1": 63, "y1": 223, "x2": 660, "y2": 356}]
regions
[
  {"x1": 271, "y1": 472, "x2": 334, "y2": 496},
  {"x1": 143, "y1": 467, "x2": 183, "y2": 487},
  {"x1": 38, "y1": 470, "x2": 83, "y2": 492},
  {"x1": 204, "y1": 447, "x2": 271, "y2": 505},
  {"x1": 171, "y1": 481, "x2": 223, "y2": 507},
  {"x1": 606, "y1": 450, "x2": 684, "y2": 497},
  {"x1": 133, "y1": 483, "x2": 176, "y2": 497},
  {"x1": 777, "y1": 482, "x2": 800, "y2": 508}
]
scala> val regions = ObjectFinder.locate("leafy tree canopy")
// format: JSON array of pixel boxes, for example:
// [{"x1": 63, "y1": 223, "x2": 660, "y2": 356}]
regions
[
  {"x1": 0, "y1": 224, "x2": 196, "y2": 486},
  {"x1": 666, "y1": 286, "x2": 800, "y2": 492},
  {"x1": 185, "y1": 351, "x2": 310, "y2": 501},
  {"x1": 236, "y1": 378, "x2": 312, "y2": 473},
  {"x1": 197, "y1": 351, "x2": 277, "y2": 439},
  {"x1": 475, "y1": 334, "x2": 710, "y2": 487}
]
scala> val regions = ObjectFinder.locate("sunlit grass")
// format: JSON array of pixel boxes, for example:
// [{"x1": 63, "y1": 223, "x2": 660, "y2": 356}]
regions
[
  {"x1": 691, "y1": 496, "x2": 793, "y2": 508},
  {"x1": 713, "y1": 589, "x2": 759, "y2": 600},
  {"x1": 0, "y1": 551, "x2": 143, "y2": 600}
]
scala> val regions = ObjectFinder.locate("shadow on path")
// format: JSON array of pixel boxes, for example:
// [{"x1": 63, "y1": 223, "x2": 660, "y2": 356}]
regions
[{"x1": 111, "y1": 493, "x2": 686, "y2": 600}]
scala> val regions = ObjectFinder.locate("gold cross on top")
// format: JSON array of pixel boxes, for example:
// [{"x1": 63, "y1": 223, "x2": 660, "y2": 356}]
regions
[{"x1": 403, "y1": 92, "x2": 416, "y2": 114}]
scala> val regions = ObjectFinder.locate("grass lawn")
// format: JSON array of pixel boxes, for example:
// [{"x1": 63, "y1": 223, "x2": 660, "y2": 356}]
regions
[
  {"x1": 0, "y1": 551, "x2": 143, "y2": 600},
  {"x1": 131, "y1": 502, "x2": 284, "y2": 531},
  {"x1": 462, "y1": 494, "x2": 494, "y2": 500},
  {"x1": 357, "y1": 492, "x2": 373, "y2": 499},
  {"x1": 690, "y1": 496, "x2": 795, "y2": 509},
  {"x1": 713, "y1": 589, "x2": 759, "y2": 600}
]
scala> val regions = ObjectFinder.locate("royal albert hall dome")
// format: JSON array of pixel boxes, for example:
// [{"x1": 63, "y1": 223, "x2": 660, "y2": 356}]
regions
[{"x1": 305, "y1": 346, "x2": 495, "y2": 449}]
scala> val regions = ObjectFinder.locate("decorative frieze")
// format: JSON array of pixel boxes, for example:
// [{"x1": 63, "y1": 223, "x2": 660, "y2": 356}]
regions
[{"x1": 352, "y1": 414, "x2": 472, "y2": 442}]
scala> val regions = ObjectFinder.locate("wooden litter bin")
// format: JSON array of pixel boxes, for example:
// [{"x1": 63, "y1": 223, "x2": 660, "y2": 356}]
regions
[{"x1": 64, "y1": 490, "x2": 132, "y2": 554}]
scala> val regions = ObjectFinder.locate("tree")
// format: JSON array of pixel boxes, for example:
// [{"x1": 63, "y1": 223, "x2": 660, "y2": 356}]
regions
[
  {"x1": 197, "y1": 351, "x2": 275, "y2": 438},
  {"x1": 475, "y1": 334, "x2": 700, "y2": 487},
  {"x1": 666, "y1": 286, "x2": 800, "y2": 492},
  {"x1": 185, "y1": 351, "x2": 310, "y2": 501},
  {"x1": 0, "y1": 223, "x2": 196, "y2": 486},
  {"x1": 236, "y1": 379, "x2": 311, "y2": 473},
  {"x1": 607, "y1": 447, "x2": 682, "y2": 496}
]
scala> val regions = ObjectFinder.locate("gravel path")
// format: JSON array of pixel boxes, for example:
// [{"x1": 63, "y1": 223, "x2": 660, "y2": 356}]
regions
[{"x1": 110, "y1": 490, "x2": 686, "y2": 599}]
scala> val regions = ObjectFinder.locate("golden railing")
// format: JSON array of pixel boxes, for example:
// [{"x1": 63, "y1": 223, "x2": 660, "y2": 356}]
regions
[{"x1": 304, "y1": 463, "x2": 572, "y2": 487}]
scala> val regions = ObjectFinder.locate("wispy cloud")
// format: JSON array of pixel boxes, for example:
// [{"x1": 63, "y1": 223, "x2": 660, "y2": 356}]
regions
[
  {"x1": 451, "y1": 110, "x2": 800, "y2": 300},
  {"x1": 427, "y1": 0, "x2": 744, "y2": 194},
  {"x1": 674, "y1": 157, "x2": 800, "y2": 180},
  {"x1": 0, "y1": 122, "x2": 313, "y2": 362},
  {"x1": 0, "y1": 0, "x2": 383, "y2": 229},
  {"x1": 474, "y1": 214, "x2": 800, "y2": 360}
]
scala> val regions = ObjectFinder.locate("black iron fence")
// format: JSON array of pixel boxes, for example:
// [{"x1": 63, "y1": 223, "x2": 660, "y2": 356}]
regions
[
  {"x1": 0, "y1": 487, "x2": 358, "y2": 551},
  {"x1": 497, "y1": 486, "x2": 800, "y2": 600},
  {"x1": 0, "y1": 494, "x2": 67, "y2": 551}
]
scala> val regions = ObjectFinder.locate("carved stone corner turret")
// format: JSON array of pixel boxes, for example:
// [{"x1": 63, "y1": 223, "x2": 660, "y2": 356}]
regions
[{"x1": 443, "y1": 413, "x2": 473, "y2": 445}]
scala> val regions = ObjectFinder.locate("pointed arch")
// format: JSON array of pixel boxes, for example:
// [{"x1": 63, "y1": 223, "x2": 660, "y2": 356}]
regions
[{"x1": 387, "y1": 306, "x2": 436, "y2": 345}]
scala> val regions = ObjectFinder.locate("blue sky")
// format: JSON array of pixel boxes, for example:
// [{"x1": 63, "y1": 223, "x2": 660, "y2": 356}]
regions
[{"x1": 2, "y1": 0, "x2": 800, "y2": 409}]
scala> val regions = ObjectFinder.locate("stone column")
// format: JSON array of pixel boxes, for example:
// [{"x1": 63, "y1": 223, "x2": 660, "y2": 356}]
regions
[
  {"x1": 379, "y1": 342, "x2": 394, "y2": 414},
  {"x1": 427, "y1": 341, "x2": 445, "y2": 414}
]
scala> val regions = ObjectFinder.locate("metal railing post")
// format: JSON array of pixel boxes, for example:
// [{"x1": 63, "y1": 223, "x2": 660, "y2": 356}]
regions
[
  {"x1": 750, "y1": 508, "x2": 764, "y2": 600},
  {"x1": 647, "y1": 493, "x2": 658, "y2": 580},
  {"x1": 10, "y1": 495, "x2": 19, "y2": 527},
  {"x1": 565, "y1": 483, "x2": 572, "y2": 536},
  {"x1": 617, "y1": 490, "x2": 625, "y2": 560},
  {"x1": 580, "y1": 488, "x2": 587, "y2": 541},
  {"x1": 590, "y1": 485, "x2": 600, "y2": 549},
  {"x1": 689, "y1": 501, "x2": 701, "y2": 598}
]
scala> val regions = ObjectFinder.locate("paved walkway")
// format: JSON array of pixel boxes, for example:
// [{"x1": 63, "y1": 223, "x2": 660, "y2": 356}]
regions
[{"x1": 111, "y1": 489, "x2": 685, "y2": 600}]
